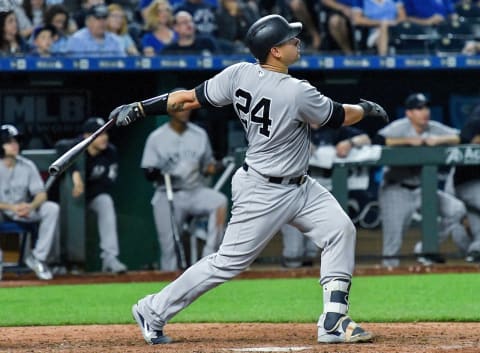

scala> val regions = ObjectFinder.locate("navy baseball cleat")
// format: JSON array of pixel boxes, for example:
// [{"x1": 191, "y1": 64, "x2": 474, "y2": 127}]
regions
[
  {"x1": 317, "y1": 314, "x2": 373, "y2": 343},
  {"x1": 132, "y1": 304, "x2": 172, "y2": 344}
]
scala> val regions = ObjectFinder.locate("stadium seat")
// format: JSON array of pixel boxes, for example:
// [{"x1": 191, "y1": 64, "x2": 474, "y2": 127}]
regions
[
  {"x1": 390, "y1": 22, "x2": 436, "y2": 55},
  {"x1": 456, "y1": 1, "x2": 480, "y2": 21},
  {"x1": 0, "y1": 221, "x2": 37, "y2": 271},
  {"x1": 435, "y1": 18, "x2": 475, "y2": 54}
]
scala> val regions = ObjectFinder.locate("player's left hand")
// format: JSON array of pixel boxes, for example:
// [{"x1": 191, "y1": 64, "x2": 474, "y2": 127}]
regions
[
  {"x1": 359, "y1": 99, "x2": 389, "y2": 123},
  {"x1": 109, "y1": 102, "x2": 145, "y2": 126}
]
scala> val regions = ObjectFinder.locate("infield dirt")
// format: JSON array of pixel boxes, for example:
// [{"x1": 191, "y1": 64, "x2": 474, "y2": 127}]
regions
[
  {"x1": 2, "y1": 322, "x2": 480, "y2": 353},
  {"x1": 2, "y1": 265, "x2": 480, "y2": 353}
]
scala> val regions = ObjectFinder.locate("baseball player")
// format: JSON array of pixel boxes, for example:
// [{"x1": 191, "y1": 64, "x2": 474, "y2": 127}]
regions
[
  {"x1": 69, "y1": 117, "x2": 128, "y2": 273},
  {"x1": 0, "y1": 124, "x2": 60, "y2": 280},
  {"x1": 452, "y1": 109, "x2": 480, "y2": 263},
  {"x1": 109, "y1": 14, "x2": 388, "y2": 344},
  {"x1": 375, "y1": 93, "x2": 469, "y2": 268},
  {"x1": 140, "y1": 98, "x2": 228, "y2": 271}
]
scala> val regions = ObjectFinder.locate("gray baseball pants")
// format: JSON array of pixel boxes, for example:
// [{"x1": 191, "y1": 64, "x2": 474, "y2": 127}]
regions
[
  {"x1": 2, "y1": 201, "x2": 61, "y2": 262},
  {"x1": 136, "y1": 167, "x2": 356, "y2": 330},
  {"x1": 379, "y1": 184, "x2": 468, "y2": 267},
  {"x1": 455, "y1": 180, "x2": 480, "y2": 254},
  {"x1": 88, "y1": 193, "x2": 120, "y2": 260},
  {"x1": 151, "y1": 187, "x2": 227, "y2": 271}
]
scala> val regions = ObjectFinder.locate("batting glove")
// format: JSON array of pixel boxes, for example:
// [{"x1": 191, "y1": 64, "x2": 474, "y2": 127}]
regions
[
  {"x1": 358, "y1": 99, "x2": 389, "y2": 123},
  {"x1": 109, "y1": 102, "x2": 146, "y2": 127}
]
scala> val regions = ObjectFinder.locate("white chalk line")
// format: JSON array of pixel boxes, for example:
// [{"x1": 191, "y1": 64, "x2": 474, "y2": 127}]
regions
[{"x1": 224, "y1": 346, "x2": 313, "y2": 352}]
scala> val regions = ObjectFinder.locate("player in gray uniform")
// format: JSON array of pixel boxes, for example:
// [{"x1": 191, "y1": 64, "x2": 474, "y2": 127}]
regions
[
  {"x1": 109, "y1": 14, "x2": 388, "y2": 345},
  {"x1": 451, "y1": 110, "x2": 480, "y2": 263},
  {"x1": 0, "y1": 125, "x2": 59, "y2": 280},
  {"x1": 141, "y1": 104, "x2": 227, "y2": 271},
  {"x1": 375, "y1": 93, "x2": 469, "y2": 268}
]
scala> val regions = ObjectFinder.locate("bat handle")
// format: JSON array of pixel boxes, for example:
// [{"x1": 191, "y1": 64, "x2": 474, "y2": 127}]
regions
[{"x1": 164, "y1": 173, "x2": 173, "y2": 201}]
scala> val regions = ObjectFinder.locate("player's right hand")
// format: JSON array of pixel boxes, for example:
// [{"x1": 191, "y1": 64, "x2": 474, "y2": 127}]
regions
[{"x1": 109, "y1": 102, "x2": 145, "y2": 126}]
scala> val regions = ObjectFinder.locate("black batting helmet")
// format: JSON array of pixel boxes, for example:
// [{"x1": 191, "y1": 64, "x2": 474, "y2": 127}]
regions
[
  {"x1": 245, "y1": 14, "x2": 302, "y2": 62},
  {"x1": 0, "y1": 124, "x2": 21, "y2": 158},
  {"x1": 0, "y1": 124, "x2": 20, "y2": 144}
]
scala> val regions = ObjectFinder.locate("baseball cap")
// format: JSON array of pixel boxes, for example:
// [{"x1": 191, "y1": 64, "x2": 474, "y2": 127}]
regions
[
  {"x1": 32, "y1": 25, "x2": 57, "y2": 40},
  {"x1": 86, "y1": 4, "x2": 109, "y2": 19},
  {"x1": 82, "y1": 117, "x2": 105, "y2": 133},
  {"x1": 405, "y1": 93, "x2": 429, "y2": 110}
]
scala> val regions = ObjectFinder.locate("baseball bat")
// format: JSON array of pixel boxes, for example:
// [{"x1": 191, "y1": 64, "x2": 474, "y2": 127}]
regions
[
  {"x1": 164, "y1": 173, "x2": 188, "y2": 270},
  {"x1": 213, "y1": 160, "x2": 236, "y2": 191},
  {"x1": 48, "y1": 118, "x2": 116, "y2": 178}
]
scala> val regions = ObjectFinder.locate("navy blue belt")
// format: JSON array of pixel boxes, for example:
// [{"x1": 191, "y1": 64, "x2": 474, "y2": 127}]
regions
[{"x1": 242, "y1": 163, "x2": 306, "y2": 185}]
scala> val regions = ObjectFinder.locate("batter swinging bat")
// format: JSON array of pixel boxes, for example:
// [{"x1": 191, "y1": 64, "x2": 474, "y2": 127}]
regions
[
  {"x1": 164, "y1": 173, "x2": 188, "y2": 270},
  {"x1": 48, "y1": 118, "x2": 116, "y2": 178}
]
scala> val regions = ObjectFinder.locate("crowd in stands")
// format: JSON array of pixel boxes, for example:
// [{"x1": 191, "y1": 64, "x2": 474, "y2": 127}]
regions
[{"x1": 1, "y1": 0, "x2": 480, "y2": 57}]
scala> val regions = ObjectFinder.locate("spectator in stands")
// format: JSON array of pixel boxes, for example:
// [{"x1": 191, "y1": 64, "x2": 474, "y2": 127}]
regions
[
  {"x1": 23, "y1": 0, "x2": 46, "y2": 28},
  {"x1": 73, "y1": 0, "x2": 105, "y2": 29},
  {"x1": 106, "y1": 3, "x2": 139, "y2": 56},
  {"x1": 375, "y1": 93, "x2": 469, "y2": 268},
  {"x1": 403, "y1": 0, "x2": 458, "y2": 26},
  {"x1": 0, "y1": 124, "x2": 60, "y2": 280},
  {"x1": 0, "y1": 10, "x2": 29, "y2": 56},
  {"x1": 288, "y1": 0, "x2": 322, "y2": 50},
  {"x1": 173, "y1": 0, "x2": 217, "y2": 36},
  {"x1": 352, "y1": 0, "x2": 406, "y2": 56},
  {"x1": 163, "y1": 10, "x2": 219, "y2": 54},
  {"x1": 44, "y1": 4, "x2": 74, "y2": 55},
  {"x1": 68, "y1": 117, "x2": 128, "y2": 273},
  {"x1": 321, "y1": 0, "x2": 355, "y2": 54},
  {"x1": 281, "y1": 124, "x2": 372, "y2": 268},
  {"x1": 140, "y1": 0, "x2": 218, "y2": 22},
  {"x1": 30, "y1": 24, "x2": 55, "y2": 56},
  {"x1": 66, "y1": 4, "x2": 126, "y2": 57},
  {"x1": 451, "y1": 106, "x2": 480, "y2": 263},
  {"x1": 215, "y1": 0, "x2": 259, "y2": 52},
  {"x1": 141, "y1": 0, "x2": 178, "y2": 56},
  {"x1": 462, "y1": 40, "x2": 480, "y2": 54},
  {"x1": 8, "y1": 0, "x2": 34, "y2": 38}
]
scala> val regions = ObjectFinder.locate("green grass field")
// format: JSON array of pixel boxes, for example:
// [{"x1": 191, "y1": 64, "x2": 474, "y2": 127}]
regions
[{"x1": 1, "y1": 273, "x2": 479, "y2": 326}]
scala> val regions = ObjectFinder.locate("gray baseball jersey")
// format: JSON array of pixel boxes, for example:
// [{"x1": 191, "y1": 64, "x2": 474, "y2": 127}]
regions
[
  {"x1": 202, "y1": 62, "x2": 334, "y2": 177},
  {"x1": 378, "y1": 117, "x2": 459, "y2": 186},
  {"x1": 0, "y1": 156, "x2": 45, "y2": 221},
  {"x1": 141, "y1": 122, "x2": 214, "y2": 190}
]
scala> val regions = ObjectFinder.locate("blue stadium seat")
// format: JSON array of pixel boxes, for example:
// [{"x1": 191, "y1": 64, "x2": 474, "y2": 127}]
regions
[{"x1": 0, "y1": 221, "x2": 37, "y2": 271}]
